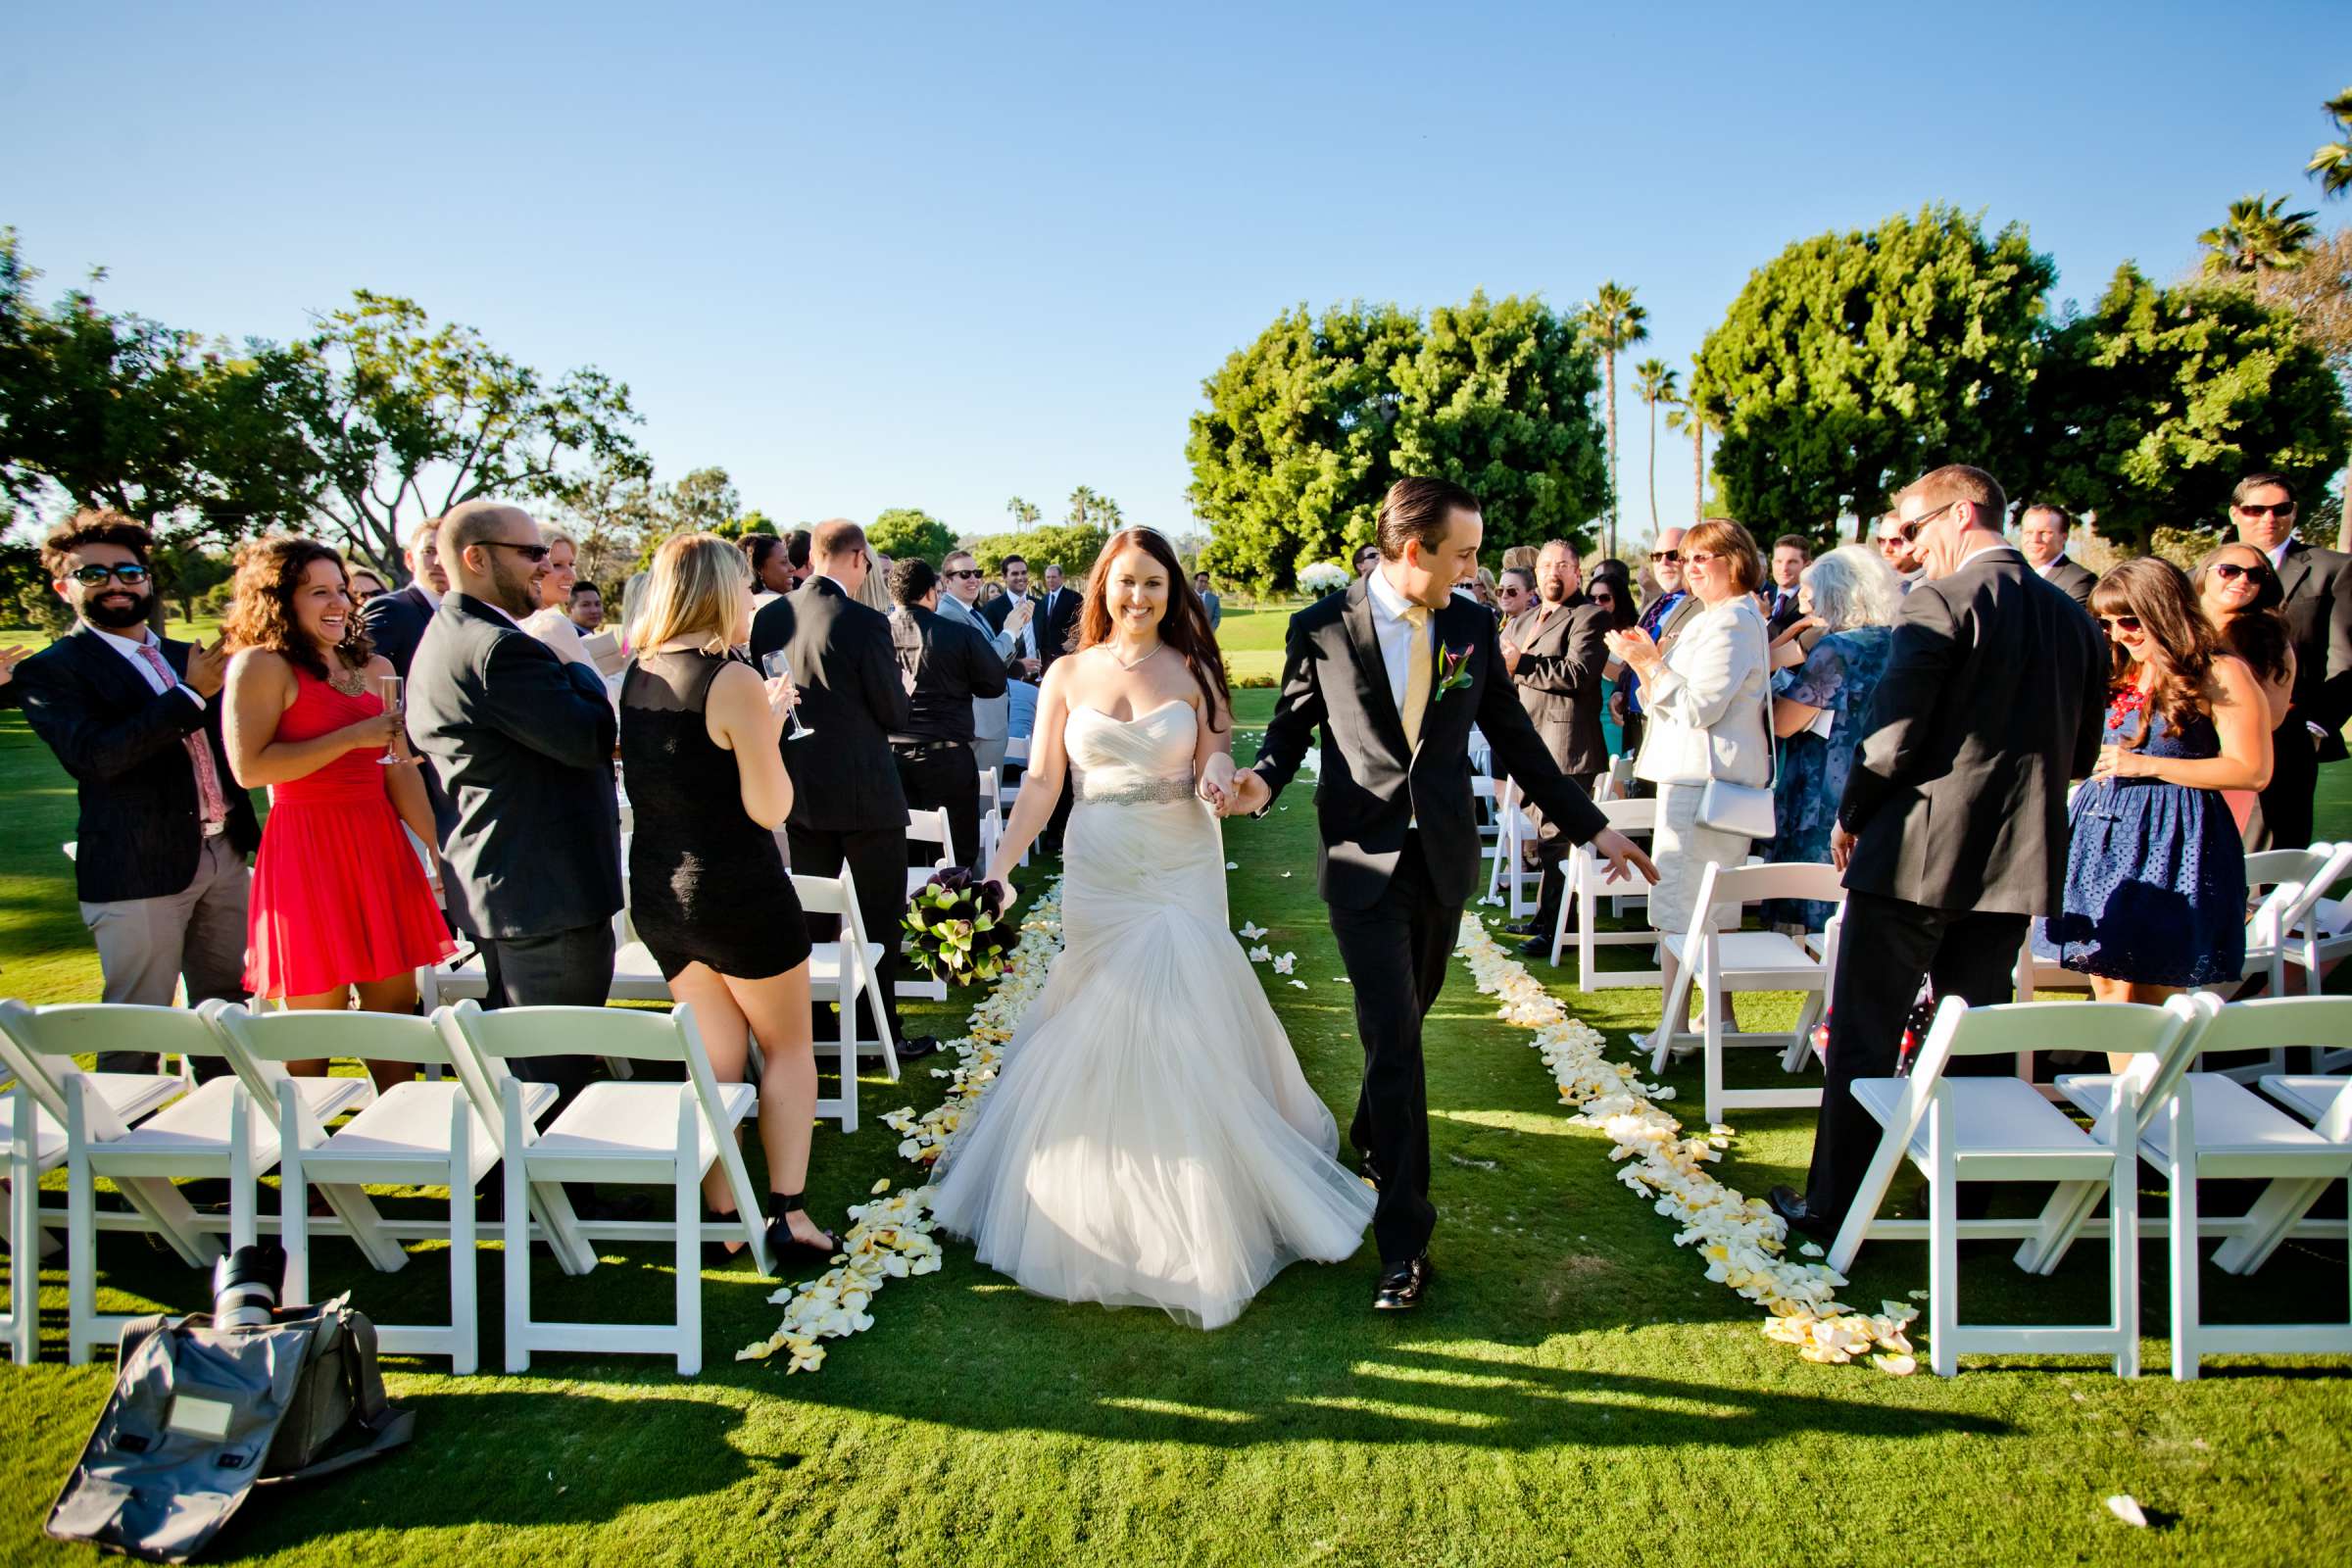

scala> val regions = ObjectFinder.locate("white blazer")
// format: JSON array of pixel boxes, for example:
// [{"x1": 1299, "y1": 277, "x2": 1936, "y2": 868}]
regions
[{"x1": 1633, "y1": 596, "x2": 1771, "y2": 788}]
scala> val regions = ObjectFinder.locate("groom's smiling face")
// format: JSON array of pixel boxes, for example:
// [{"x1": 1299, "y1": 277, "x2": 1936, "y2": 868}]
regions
[{"x1": 1396, "y1": 507, "x2": 1484, "y2": 610}]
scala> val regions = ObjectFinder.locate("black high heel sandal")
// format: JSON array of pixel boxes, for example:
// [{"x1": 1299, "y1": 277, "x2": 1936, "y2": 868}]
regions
[
  {"x1": 703, "y1": 1206, "x2": 754, "y2": 1266},
  {"x1": 764, "y1": 1193, "x2": 841, "y2": 1271}
]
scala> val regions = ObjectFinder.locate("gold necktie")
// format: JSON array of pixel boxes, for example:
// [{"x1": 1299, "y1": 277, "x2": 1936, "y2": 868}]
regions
[{"x1": 1399, "y1": 603, "x2": 1433, "y2": 751}]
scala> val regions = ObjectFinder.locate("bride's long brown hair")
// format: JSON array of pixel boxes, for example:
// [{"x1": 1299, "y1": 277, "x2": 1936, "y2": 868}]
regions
[{"x1": 1076, "y1": 527, "x2": 1232, "y2": 733}]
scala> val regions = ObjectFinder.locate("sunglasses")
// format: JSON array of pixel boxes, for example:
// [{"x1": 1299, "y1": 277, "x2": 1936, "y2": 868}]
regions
[
  {"x1": 944, "y1": 568, "x2": 983, "y2": 580},
  {"x1": 481, "y1": 540, "x2": 553, "y2": 564},
  {"x1": 1648, "y1": 550, "x2": 1680, "y2": 564},
  {"x1": 70, "y1": 564, "x2": 152, "y2": 587},
  {"x1": 2236, "y1": 503, "x2": 2294, "y2": 517},
  {"x1": 2098, "y1": 614, "x2": 2143, "y2": 635},
  {"x1": 1684, "y1": 551, "x2": 1724, "y2": 567},
  {"x1": 2211, "y1": 562, "x2": 2269, "y2": 582},
  {"x1": 1590, "y1": 591, "x2": 1616, "y2": 605}
]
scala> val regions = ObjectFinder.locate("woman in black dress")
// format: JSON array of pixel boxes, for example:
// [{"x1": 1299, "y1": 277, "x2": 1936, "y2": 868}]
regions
[{"x1": 621, "y1": 533, "x2": 835, "y2": 1265}]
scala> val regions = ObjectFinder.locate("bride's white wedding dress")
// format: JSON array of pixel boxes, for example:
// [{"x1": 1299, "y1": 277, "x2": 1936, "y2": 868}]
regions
[{"x1": 928, "y1": 699, "x2": 1376, "y2": 1329}]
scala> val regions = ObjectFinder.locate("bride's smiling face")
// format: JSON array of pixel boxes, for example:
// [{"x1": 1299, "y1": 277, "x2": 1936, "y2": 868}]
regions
[{"x1": 1102, "y1": 545, "x2": 1169, "y2": 636}]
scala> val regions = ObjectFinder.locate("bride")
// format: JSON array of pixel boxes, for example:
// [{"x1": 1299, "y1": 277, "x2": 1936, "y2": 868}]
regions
[{"x1": 929, "y1": 526, "x2": 1375, "y2": 1329}]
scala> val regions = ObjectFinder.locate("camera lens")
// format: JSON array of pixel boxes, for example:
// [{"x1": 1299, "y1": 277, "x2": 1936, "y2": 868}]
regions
[{"x1": 212, "y1": 1243, "x2": 285, "y2": 1331}]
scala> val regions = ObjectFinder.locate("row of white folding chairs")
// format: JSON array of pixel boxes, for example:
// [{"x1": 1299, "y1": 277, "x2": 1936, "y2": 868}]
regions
[
  {"x1": 1826, "y1": 992, "x2": 2352, "y2": 1379},
  {"x1": 1, "y1": 997, "x2": 766, "y2": 1375},
  {"x1": 898, "y1": 808, "x2": 958, "y2": 1004},
  {"x1": 417, "y1": 862, "x2": 897, "y2": 1132}
]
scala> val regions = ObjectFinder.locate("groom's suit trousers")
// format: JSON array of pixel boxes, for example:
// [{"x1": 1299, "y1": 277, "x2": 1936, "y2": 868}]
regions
[{"x1": 1328, "y1": 831, "x2": 1458, "y2": 1264}]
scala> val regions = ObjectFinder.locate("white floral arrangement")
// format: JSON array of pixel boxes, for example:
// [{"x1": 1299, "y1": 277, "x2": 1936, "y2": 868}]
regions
[
  {"x1": 1298, "y1": 560, "x2": 1351, "y2": 596},
  {"x1": 737, "y1": 882, "x2": 1066, "y2": 1372},
  {"x1": 1453, "y1": 915, "x2": 1920, "y2": 1374}
]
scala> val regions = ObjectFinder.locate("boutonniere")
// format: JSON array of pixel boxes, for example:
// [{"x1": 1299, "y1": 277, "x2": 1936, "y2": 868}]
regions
[{"x1": 1431, "y1": 643, "x2": 1476, "y2": 703}]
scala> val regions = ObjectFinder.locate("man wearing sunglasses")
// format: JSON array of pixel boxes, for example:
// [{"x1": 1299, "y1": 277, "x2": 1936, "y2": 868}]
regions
[
  {"x1": 933, "y1": 549, "x2": 1019, "y2": 775},
  {"x1": 14, "y1": 512, "x2": 261, "y2": 1069},
  {"x1": 1615, "y1": 526, "x2": 1702, "y2": 781},
  {"x1": 2016, "y1": 504, "x2": 2097, "y2": 613},
  {"x1": 1771, "y1": 465, "x2": 2107, "y2": 1244},
  {"x1": 2230, "y1": 471, "x2": 2352, "y2": 849},
  {"x1": 406, "y1": 501, "x2": 622, "y2": 1102},
  {"x1": 1873, "y1": 513, "x2": 1928, "y2": 591}
]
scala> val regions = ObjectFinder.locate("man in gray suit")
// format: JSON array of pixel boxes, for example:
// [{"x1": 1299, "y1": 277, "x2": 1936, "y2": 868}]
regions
[
  {"x1": 406, "y1": 501, "x2": 621, "y2": 1102},
  {"x1": 1195, "y1": 572, "x2": 1222, "y2": 632},
  {"x1": 2017, "y1": 503, "x2": 2098, "y2": 612},
  {"x1": 937, "y1": 549, "x2": 1022, "y2": 770},
  {"x1": 1772, "y1": 466, "x2": 2107, "y2": 1239},
  {"x1": 1500, "y1": 540, "x2": 1609, "y2": 953}
]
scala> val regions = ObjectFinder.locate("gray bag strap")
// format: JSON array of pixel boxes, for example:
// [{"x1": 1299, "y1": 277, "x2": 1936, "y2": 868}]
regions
[{"x1": 261, "y1": 1305, "x2": 414, "y2": 1484}]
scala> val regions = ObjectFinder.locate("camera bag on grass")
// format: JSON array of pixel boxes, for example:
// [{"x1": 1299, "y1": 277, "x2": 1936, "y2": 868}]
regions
[{"x1": 47, "y1": 1293, "x2": 414, "y2": 1563}]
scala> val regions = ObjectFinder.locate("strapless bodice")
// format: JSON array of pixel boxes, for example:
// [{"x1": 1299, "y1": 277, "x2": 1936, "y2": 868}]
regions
[{"x1": 1065, "y1": 701, "x2": 1197, "y2": 804}]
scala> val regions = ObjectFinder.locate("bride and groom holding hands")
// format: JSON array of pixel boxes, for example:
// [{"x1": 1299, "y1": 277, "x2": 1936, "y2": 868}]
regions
[{"x1": 930, "y1": 478, "x2": 1656, "y2": 1326}]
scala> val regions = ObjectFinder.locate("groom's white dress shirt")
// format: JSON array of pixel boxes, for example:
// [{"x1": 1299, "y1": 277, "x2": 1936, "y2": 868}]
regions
[{"x1": 1364, "y1": 565, "x2": 1436, "y2": 713}]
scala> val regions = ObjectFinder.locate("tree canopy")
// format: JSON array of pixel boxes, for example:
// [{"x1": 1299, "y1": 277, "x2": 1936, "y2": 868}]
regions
[
  {"x1": 968, "y1": 522, "x2": 1109, "y2": 580},
  {"x1": 2024, "y1": 263, "x2": 2350, "y2": 548},
  {"x1": 1694, "y1": 206, "x2": 2056, "y2": 538},
  {"x1": 1188, "y1": 292, "x2": 1606, "y2": 590},
  {"x1": 869, "y1": 507, "x2": 956, "y2": 564}
]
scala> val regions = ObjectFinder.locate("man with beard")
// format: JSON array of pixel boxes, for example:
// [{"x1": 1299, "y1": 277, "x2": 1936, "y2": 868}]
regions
[
  {"x1": 15, "y1": 512, "x2": 261, "y2": 1069},
  {"x1": 406, "y1": 501, "x2": 621, "y2": 1102},
  {"x1": 1499, "y1": 539, "x2": 1609, "y2": 953}
]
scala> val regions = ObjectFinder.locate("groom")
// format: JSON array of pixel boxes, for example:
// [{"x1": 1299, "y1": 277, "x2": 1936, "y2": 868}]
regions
[{"x1": 1231, "y1": 477, "x2": 1657, "y2": 1311}]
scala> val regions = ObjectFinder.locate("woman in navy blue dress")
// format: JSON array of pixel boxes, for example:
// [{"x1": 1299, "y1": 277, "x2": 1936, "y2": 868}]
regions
[{"x1": 2045, "y1": 559, "x2": 2270, "y2": 1050}]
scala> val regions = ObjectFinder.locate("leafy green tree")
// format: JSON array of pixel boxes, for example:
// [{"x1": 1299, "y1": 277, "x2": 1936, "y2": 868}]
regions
[
  {"x1": 1579, "y1": 281, "x2": 1647, "y2": 557},
  {"x1": 869, "y1": 507, "x2": 956, "y2": 564},
  {"x1": 1188, "y1": 295, "x2": 1605, "y2": 589},
  {"x1": 1004, "y1": 496, "x2": 1041, "y2": 526},
  {"x1": 1694, "y1": 205, "x2": 2054, "y2": 538},
  {"x1": 969, "y1": 523, "x2": 1109, "y2": 581},
  {"x1": 2310, "y1": 87, "x2": 2352, "y2": 200},
  {"x1": 1187, "y1": 300, "x2": 1423, "y2": 589},
  {"x1": 0, "y1": 229, "x2": 325, "y2": 536},
  {"x1": 2027, "y1": 262, "x2": 2351, "y2": 551},
  {"x1": 1390, "y1": 291, "x2": 1608, "y2": 559},
  {"x1": 654, "y1": 466, "x2": 740, "y2": 537},
  {"x1": 2199, "y1": 193, "x2": 2319, "y2": 277},
  {"x1": 297, "y1": 291, "x2": 648, "y2": 580},
  {"x1": 1634, "y1": 359, "x2": 1677, "y2": 533},
  {"x1": 150, "y1": 541, "x2": 234, "y2": 621}
]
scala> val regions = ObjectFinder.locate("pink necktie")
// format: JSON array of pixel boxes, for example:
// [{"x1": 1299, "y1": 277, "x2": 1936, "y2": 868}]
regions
[{"x1": 136, "y1": 642, "x2": 228, "y2": 829}]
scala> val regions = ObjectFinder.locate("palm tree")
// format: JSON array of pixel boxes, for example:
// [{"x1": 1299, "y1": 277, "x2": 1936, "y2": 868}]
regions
[
  {"x1": 1633, "y1": 359, "x2": 1677, "y2": 535},
  {"x1": 1066, "y1": 486, "x2": 1121, "y2": 531},
  {"x1": 1004, "y1": 496, "x2": 1042, "y2": 526},
  {"x1": 2199, "y1": 193, "x2": 2320, "y2": 276},
  {"x1": 2309, "y1": 86, "x2": 2352, "y2": 199},
  {"x1": 1580, "y1": 281, "x2": 1648, "y2": 558},
  {"x1": 1663, "y1": 364, "x2": 1709, "y2": 528}
]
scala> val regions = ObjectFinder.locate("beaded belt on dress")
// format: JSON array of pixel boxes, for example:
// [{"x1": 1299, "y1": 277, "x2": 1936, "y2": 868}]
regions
[{"x1": 1071, "y1": 769, "x2": 1197, "y2": 806}]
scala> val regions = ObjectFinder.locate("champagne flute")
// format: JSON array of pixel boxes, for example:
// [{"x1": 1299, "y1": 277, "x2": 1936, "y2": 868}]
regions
[
  {"x1": 374, "y1": 673, "x2": 407, "y2": 764},
  {"x1": 760, "y1": 651, "x2": 812, "y2": 739}
]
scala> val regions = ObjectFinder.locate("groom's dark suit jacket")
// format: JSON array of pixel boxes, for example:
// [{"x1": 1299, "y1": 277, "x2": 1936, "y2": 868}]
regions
[{"x1": 1253, "y1": 576, "x2": 1608, "y2": 910}]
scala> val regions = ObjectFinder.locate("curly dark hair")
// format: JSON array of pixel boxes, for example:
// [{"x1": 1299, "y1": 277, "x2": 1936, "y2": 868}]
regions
[
  {"x1": 2091, "y1": 557, "x2": 2224, "y2": 750},
  {"x1": 2189, "y1": 542, "x2": 2294, "y2": 689},
  {"x1": 41, "y1": 510, "x2": 153, "y2": 577},
  {"x1": 221, "y1": 536, "x2": 373, "y2": 681}
]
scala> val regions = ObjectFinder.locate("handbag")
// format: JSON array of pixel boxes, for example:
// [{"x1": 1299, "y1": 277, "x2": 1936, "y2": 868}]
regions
[{"x1": 1695, "y1": 672, "x2": 1778, "y2": 839}]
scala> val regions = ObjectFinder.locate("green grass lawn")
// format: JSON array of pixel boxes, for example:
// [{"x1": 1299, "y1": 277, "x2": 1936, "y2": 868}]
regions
[
  {"x1": 1213, "y1": 603, "x2": 1297, "y2": 685},
  {"x1": 2, "y1": 692, "x2": 2350, "y2": 1565}
]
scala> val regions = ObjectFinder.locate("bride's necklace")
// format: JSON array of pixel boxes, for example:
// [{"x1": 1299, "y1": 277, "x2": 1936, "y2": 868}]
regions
[{"x1": 1109, "y1": 639, "x2": 1163, "y2": 671}]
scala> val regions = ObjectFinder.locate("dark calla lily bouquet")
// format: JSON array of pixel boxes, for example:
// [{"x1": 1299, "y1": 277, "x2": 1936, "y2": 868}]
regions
[{"x1": 903, "y1": 868, "x2": 1014, "y2": 985}]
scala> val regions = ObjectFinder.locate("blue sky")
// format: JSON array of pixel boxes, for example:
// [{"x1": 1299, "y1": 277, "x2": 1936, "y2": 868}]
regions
[{"x1": 8, "y1": 1, "x2": 2346, "y2": 548}]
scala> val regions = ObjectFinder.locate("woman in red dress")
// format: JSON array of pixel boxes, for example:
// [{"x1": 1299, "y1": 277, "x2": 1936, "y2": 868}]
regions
[{"x1": 223, "y1": 538, "x2": 455, "y2": 1089}]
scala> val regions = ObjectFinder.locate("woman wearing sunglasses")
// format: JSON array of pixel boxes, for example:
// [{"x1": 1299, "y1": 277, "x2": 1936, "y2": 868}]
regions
[
  {"x1": 2192, "y1": 544, "x2": 2298, "y2": 840},
  {"x1": 2041, "y1": 558, "x2": 2269, "y2": 1034}
]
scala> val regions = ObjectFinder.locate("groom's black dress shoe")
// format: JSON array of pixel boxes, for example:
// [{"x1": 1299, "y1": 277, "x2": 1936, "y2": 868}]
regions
[
  {"x1": 1767, "y1": 1186, "x2": 1836, "y2": 1244},
  {"x1": 1372, "y1": 1253, "x2": 1431, "y2": 1311}
]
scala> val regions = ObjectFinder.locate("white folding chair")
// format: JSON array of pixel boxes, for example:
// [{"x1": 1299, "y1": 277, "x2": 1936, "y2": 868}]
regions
[
  {"x1": 438, "y1": 1001, "x2": 767, "y2": 1376},
  {"x1": 1592, "y1": 753, "x2": 1637, "y2": 804},
  {"x1": 977, "y1": 766, "x2": 1004, "y2": 865},
  {"x1": 1471, "y1": 774, "x2": 1502, "y2": 848},
  {"x1": 0, "y1": 1004, "x2": 374, "y2": 1363},
  {"x1": 795, "y1": 871, "x2": 899, "y2": 1133},
  {"x1": 1001, "y1": 738, "x2": 1032, "y2": 867},
  {"x1": 899, "y1": 808, "x2": 956, "y2": 1004},
  {"x1": 205, "y1": 1004, "x2": 559, "y2": 1374},
  {"x1": 1485, "y1": 778, "x2": 1543, "y2": 918},
  {"x1": 1647, "y1": 861, "x2": 1847, "y2": 1126},
  {"x1": 1555, "y1": 797, "x2": 1660, "y2": 988},
  {"x1": 1828, "y1": 996, "x2": 2201, "y2": 1377},
  {"x1": 2053, "y1": 995, "x2": 2352, "y2": 1380},
  {"x1": 0, "y1": 1005, "x2": 187, "y2": 1363}
]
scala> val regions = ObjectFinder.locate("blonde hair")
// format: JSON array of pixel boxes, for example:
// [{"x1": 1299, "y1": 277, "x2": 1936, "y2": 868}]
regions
[{"x1": 633, "y1": 532, "x2": 752, "y2": 656}]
